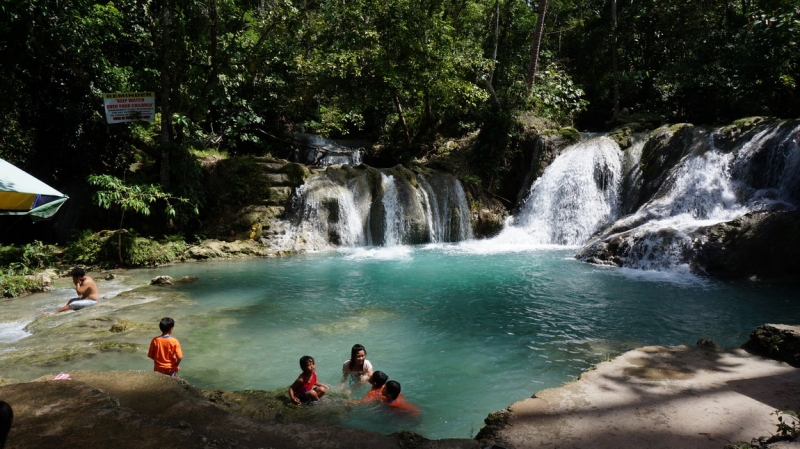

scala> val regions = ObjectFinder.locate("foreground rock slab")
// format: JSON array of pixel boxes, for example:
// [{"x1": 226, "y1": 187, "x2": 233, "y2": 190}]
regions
[
  {"x1": 0, "y1": 370, "x2": 476, "y2": 449},
  {"x1": 485, "y1": 345, "x2": 800, "y2": 449}
]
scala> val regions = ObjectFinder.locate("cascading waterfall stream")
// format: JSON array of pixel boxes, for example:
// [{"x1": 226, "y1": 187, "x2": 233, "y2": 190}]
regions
[
  {"x1": 380, "y1": 173, "x2": 404, "y2": 247},
  {"x1": 280, "y1": 168, "x2": 473, "y2": 250},
  {"x1": 575, "y1": 122, "x2": 800, "y2": 271},
  {"x1": 277, "y1": 121, "x2": 798, "y2": 274},
  {"x1": 504, "y1": 136, "x2": 624, "y2": 246}
]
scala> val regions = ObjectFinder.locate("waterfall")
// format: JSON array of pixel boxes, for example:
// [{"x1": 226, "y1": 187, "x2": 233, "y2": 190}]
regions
[
  {"x1": 417, "y1": 173, "x2": 474, "y2": 242},
  {"x1": 380, "y1": 173, "x2": 404, "y2": 246},
  {"x1": 574, "y1": 122, "x2": 800, "y2": 272},
  {"x1": 508, "y1": 136, "x2": 623, "y2": 246},
  {"x1": 279, "y1": 168, "x2": 473, "y2": 250}
]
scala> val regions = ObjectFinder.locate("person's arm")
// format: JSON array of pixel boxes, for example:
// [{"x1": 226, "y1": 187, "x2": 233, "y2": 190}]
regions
[
  {"x1": 339, "y1": 361, "x2": 349, "y2": 390},
  {"x1": 288, "y1": 378, "x2": 302, "y2": 405},
  {"x1": 147, "y1": 339, "x2": 156, "y2": 360},
  {"x1": 174, "y1": 343, "x2": 183, "y2": 370},
  {"x1": 358, "y1": 360, "x2": 374, "y2": 383},
  {"x1": 75, "y1": 277, "x2": 98, "y2": 299},
  {"x1": 74, "y1": 277, "x2": 88, "y2": 296}
]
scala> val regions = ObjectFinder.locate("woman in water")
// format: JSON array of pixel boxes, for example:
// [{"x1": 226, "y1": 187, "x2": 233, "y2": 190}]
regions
[{"x1": 339, "y1": 343, "x2": 373, "y2": 392}]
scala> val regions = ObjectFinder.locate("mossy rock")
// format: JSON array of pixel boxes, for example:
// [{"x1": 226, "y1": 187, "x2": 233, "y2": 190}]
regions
[
  {"x1": 714, "y1": 116, "x2": 780, "y2": 153},
  {"x1": 281, "y1": 162, "x2": 313, "y2": 186},
  {"x1": 94, "y1": 342, "x2": 139, "y2": 352},
  {"x1": 742, "y1": 324, "x2": 800, "y2": 367},
  {"x1": 513, "y1": 112, "x2": 558, "y2": 136},
  {"x1": 475, "y1": 409, "x2": 511, "y2": 442},
  {"x1": 692, "y1": 210, "x2": 800, "y2": 279},
  {"x1": 110, "y1": 319, "x2": 136, "y2": 333},
  {"x1": 608, "y1": 123, "x2": 645, "y2": 149},
  {"x1": 558, "y1": 127, "x2": 580, "y2": 144},
  {"x1": 608, "y1": 112, "x2": 664, "y2": 129},
  {"x1": 634, "y1": 124, "x2": 694, "y2": 209}
]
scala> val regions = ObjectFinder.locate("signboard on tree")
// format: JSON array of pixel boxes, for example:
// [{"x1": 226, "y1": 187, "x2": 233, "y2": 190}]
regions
[{"x1": 103, "y1": 92, "x2": 155, "y2": 124}]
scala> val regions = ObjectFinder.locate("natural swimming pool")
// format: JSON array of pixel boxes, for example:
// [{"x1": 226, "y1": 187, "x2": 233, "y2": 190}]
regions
[{"x1": 2, "y1": 244, "x2": 799, "y2": 439}]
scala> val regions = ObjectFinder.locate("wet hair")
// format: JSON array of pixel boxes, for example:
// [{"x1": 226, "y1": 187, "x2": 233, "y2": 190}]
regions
[
  {"x1": 299, "y1": 355, "x2": 314, "y2": 369},
  {"x1": 371, "y1": 371, "x2": 388, "y2": 388},
  {"x1": 159, "y1": 317, "x2": 175, "y2": 333},
  {"x1": 348, "y1": 344, "x2": 366, "y2": 370},
  {"x1": 71, "y1": 267, "x2": 85, "y2": 278},
  {"x1": 0, "y1": 401, "x2": 12, "y2": 449},
  {"x1": 384, "y1": 380, "x2": 401, "y2": 400}
]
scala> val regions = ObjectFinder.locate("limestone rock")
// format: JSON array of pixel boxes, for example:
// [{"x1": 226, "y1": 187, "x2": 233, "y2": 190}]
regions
[
  {"x1": 742, "y1": 324, "x2": 800, "y2": 367},
  {"x1": 150, "y1": 275, "x2": 173, "y2": 286}
]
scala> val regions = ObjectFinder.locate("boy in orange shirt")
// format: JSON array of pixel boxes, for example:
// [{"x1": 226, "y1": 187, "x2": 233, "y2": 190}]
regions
[
  {"x1": 360, "y1": 370, "x2": 389, "y2": 403},
  {"x1": 147, "y1": 317, "x2": 183, "y2": 377},
  {"x1": 381, "y1": 380, "x2": 420, "y2": 416}
]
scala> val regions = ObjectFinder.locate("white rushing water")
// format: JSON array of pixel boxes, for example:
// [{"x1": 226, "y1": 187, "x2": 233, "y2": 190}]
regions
[
  {"x1": 583, "y1": 123, "x2": 800, "y2": 271},
  {"x1": 281, "y1": 168, "x2": 473, "y2": 249},
  {"x1": 500, "y1": 136, "x2": 624, "y2": 246},
  {"x1": 280, "y1": 122, "x2": 800, "y2": 271}
]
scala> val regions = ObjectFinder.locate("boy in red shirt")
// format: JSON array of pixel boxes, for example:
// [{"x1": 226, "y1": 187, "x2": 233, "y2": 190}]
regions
[
  {"x1": 360, "y1": 370, "x2": 389, "y2": 403},
  {"x1": 147, "y1": 317, "x2": 183, "y2": 377},
  {"x1": 288, "y1": 355, "x2": 328, "y2": 405},
  {"x1": 381, "y1": 380, "x2": 420, "y2": 416}
]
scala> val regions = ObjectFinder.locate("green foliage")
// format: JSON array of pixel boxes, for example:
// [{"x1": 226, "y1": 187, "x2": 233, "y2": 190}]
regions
[
  {"x1": 89, "y1": 174, "x2": 198, "y2": 219},
  {"x1": 63, "y1": 230, "x2": 108, "y2": 266},
  {"x1": 0, "y1": 242, "x2": 60, "y2": 276},
  {"x1": 725, "y1": 410, "x2": 800, "y2": 449},
  {"x1": 0, "y1": 275, "x2": 40, "y2": 298},
  {"x1": 204, "y1": 157, "x2": 273, "y2": 213},
  {"x1": 63, "y1": 230, "x2": 187, "y2": 268},
  {"x1": 118, "y1": 233, "x2": 187, "y2": 267},
  {"x1": 774, "y1": 410, "x2": 799, "y2": 439}
]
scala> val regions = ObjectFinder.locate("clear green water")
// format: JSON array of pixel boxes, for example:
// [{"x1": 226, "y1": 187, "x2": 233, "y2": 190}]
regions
[{"x1": 4, "y1": 245, "x2": 799, "y2": 439}]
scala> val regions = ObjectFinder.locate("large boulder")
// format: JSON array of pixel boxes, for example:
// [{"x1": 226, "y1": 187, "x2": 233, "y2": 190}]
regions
[
  {"x1": 692, "y1": 210, "x2": 800, "y2": 279},
  {"x1": 742, "y1": 324, "x2": 800, "y2": 366}
]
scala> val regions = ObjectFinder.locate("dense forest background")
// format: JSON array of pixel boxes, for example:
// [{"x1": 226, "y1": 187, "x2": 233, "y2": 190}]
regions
[{"x1": 1, "y1": 0, "x2": 798, "y2": 244}]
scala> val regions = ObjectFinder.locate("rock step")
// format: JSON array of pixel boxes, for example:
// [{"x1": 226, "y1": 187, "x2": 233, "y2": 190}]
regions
[
  {"x1": 254, "y1": 161, "x2": 287, "y2": 172},
  {"x1": 264, "y1": 173, "x2": 291, "y2": 185},
  {"x1": 263, "y1": 186, "x2": 293, "y2": 206}
]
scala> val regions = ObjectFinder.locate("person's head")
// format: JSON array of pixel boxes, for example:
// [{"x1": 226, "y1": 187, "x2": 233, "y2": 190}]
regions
[
  {"x1": 159, "y1": 317, "x2": 175, "y2": 334},
  {"x1": 71, "y1": 267, "x2": 85, "y2": 281},
  {"x1": 349, "y1": 344, "x2": 366, "y2": 370},
  {"x1": 0, "y1": 400, "x2": 12, "y2": 449},
  {"x1": 299, "y1": 355, "x2": 316, "y2": 373},
  {"x1": 383, "y1": 380, "x2": 401, "y2": 402},
  {"x1": 369, "y1": 371, "x2": 388, "y2": 389}
]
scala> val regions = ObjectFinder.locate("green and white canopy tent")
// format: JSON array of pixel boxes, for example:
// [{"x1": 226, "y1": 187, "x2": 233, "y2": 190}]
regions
[{"x1": 0, "y1": 158, "x2": 69, "y2": 222}]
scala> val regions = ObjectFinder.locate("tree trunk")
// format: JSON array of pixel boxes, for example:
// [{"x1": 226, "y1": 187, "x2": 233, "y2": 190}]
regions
[
  {"x1": 485, "y1": 0, "x2": 501, "y2": 108},
  {"x1": 611, "y1": 0, "x2": 620, "y2": 120},
  {"x1": 525, "y1": 0, "x2": 548, "y2": 95},
  {"x1": 393, "y1": 94, "x2": 412, "y2": 144},
  {"x1": 159, "y1": 0, "x2": 172, "y2": 188}
]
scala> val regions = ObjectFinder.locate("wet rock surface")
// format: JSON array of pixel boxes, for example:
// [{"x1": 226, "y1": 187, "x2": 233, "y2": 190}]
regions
[
  {"x1": 1, "y1": 370, "x2": 476, "y2": 449},
  {"x1": 692, "y1": 210, "x2": 800, "y2": 279}
]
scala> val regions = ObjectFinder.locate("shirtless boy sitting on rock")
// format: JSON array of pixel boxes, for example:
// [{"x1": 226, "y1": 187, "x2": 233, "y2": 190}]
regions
[{"x1": 46, "y1": 268, "x2": 100, "y2": 314}]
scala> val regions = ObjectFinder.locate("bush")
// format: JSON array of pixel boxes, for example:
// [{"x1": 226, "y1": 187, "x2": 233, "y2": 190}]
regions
[
  {"x1": 64, "y1": 230, "x2": 188, "y2": 267},
  {"x1": 0, "y1": 275, "x2": 40, "y2": 298}
]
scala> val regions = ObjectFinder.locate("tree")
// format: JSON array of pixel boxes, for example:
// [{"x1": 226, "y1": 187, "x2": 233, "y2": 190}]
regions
[
  {"x1": 526, "y1": 0, "x2": 548, "y2": 95},
  {"x1": 88, "y1": 174, "x2": 197, "y2": 263}
]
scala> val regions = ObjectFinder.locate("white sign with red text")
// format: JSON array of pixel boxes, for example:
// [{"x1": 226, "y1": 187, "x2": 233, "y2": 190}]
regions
[{"x1": 103, "y1": 92, "x2": 155, "y2": 124}]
